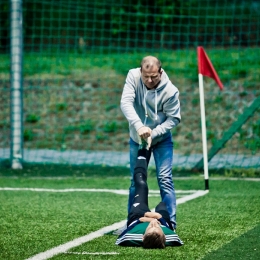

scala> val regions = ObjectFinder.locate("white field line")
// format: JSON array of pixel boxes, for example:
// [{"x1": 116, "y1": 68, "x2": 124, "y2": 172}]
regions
[
  {"x1": 0, "y1": 187, "x2": 197, "y2": 195},
  {"x1": 25, "y1": 189, "x2": 208, "y2": 260},
  {"x1": 64, "y1": 252, "x2": 119, "y2": 255},
  {"x1": 176, "y1": 190, "x2": 209, "y2": 204},
  {"x1": 26, "y1": 220, "x2": 126, "y2": 260}
]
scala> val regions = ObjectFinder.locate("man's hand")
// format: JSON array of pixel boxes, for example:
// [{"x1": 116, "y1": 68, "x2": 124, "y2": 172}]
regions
[
  {"x1": 146, "y1": 136, "x2": 152, "y2": 149},
  {"x1": 138, "y1": 126, "x2": 152, "y2": 139}
]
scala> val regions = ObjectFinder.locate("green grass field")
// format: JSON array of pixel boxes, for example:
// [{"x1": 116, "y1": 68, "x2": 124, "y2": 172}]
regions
[{"x1": 0, "y1": 166, "x2": 259, "y2": 260}]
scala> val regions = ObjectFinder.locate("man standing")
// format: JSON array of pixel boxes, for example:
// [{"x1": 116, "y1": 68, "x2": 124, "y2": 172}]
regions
[{"x1": 120, "y1": 56, "x2": 181, "y2": 229}]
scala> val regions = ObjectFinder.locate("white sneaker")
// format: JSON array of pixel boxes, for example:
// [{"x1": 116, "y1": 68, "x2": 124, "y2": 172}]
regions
[{"x1": 112, "y1": 222, "x2": 127, "y2": 235}]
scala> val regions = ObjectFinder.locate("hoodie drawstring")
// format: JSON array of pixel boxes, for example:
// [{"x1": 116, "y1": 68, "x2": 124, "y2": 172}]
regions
[
  {"x1": 143, "y1": 84, "x2": 158, "y2": 124},
  {"x1": 154, "y1": 89, "x2": 158, "y2": 120},
  {"x1": 143, "y1": 87, "x2": 148, "y2": 125}
]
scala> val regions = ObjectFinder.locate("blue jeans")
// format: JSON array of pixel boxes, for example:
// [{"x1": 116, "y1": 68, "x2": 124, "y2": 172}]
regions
[{"x1": 128, "y1": 134, "x2": 177, "y2": 228}]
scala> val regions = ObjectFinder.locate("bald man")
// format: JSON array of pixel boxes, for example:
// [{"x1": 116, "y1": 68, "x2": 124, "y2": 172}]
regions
[{"x1": 120, "y1": 56, "x2": 181, "y2": 230}]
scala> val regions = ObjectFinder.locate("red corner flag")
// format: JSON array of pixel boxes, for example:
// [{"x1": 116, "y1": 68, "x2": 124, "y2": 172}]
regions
[{"x1": 197, "y1": 46, "x2": 224, "y2": 90}]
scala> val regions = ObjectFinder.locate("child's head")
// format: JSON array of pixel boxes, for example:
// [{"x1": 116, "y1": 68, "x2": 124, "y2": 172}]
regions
[{"x1": 143, "y1": 219, "x2": 166, "y2": 249}]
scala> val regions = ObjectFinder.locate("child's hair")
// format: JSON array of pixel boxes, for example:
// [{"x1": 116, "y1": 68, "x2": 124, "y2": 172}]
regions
[{"x1": 143, "y1": 230, "x2": 166, "y2": 249}]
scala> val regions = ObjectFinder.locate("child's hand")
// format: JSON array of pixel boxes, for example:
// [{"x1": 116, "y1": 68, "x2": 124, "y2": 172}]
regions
[{"x1": 144, "y1": 212, "x2": 162, "y2": 219}]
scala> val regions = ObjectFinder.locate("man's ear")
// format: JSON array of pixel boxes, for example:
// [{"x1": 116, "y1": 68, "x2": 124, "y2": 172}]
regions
[{"x1": 142, "y1": 235, "x2": 144, "y2": 241}]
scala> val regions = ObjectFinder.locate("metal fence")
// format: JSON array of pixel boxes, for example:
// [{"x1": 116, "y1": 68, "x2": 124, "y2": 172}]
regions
[{"x1": 0, "y1": 0, "x2": 259, "y2": 170}]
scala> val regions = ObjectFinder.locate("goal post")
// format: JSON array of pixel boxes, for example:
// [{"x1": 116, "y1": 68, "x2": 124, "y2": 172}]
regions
[{"x1": 10, "y1": 0, "x2": 23, "y2": 169}]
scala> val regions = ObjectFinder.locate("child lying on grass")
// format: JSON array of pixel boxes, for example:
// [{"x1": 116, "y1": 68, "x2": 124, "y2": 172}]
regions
[{"x1": 116, "y1": 141, "x2": 183, "y2": 249}]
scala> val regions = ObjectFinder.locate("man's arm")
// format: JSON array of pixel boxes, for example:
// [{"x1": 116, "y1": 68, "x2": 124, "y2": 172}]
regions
[
  {"x1": 151, "y1": 92, "x2": 181, "y2": 140},
  {"x1": 120, "y1": 70, "x2": 144, "y2": 132}
]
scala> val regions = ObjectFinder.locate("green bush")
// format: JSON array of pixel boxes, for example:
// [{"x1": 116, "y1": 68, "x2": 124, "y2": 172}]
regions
[
  {"x1": 103, "y1": 121, "x2": 117, "y2": 133},
  {"x1": 25, "y1": 114, "x2": 40, "y2": 123},
  {"x1": 56, "y1": 103, "x2": 68, "y2": 111},
  {"x1": 80, "y1": 120, "x2": 95, "y2": 134},
  {"x1": 23, "y1": 129, "x2": 34, "y2": 141}
]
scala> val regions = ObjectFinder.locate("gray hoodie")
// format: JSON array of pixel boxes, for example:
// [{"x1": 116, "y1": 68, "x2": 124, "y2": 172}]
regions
[{"x1": 120, "y1": 67, "x2": 181, "y2": 145}]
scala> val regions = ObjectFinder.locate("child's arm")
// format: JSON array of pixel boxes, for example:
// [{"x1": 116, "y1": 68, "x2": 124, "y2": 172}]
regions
[
  {"x1": 144, "y1": 212, "x2": 162, "y2": 219},
  {"x1": 139, "y1": 217, "x2": 155, "y2": 222}
]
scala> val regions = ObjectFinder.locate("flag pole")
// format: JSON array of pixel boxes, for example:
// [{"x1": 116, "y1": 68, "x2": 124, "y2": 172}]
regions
[
  {"x1": 197, "y1": 46, "x2": 224, "y2": 190},
  {"x1": 198, "y1": 73, "x2": 209, "y2": 190}
]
